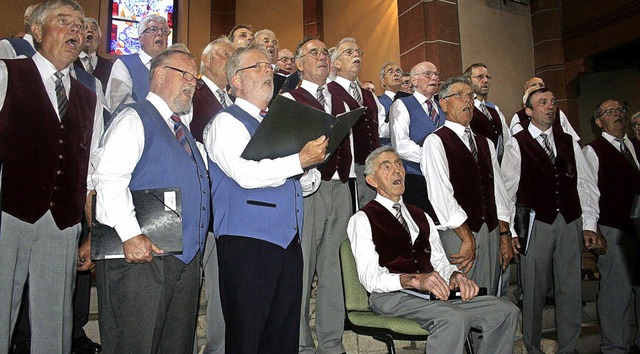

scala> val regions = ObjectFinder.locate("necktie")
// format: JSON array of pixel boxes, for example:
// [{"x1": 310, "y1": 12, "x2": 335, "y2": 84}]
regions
[
  {"x1": 392, "y1": 203, "x2": 410, "y2": 235},
  {"x1": 480, "y1": 102, "x2": 493, "y2": 121},
  {"x1": 170, "y1": 113, "x2": 193, "y2": 157},
  {"x1": 464, "y1": 127, "x2": 478, "y2": 161},
  {"x1": 84, "y1": 56, "x2": 94, "y2": 74},
  {"x1": 53, "y1": 72, "x2": 68, "y2": 118},
  {"x1": 350, "y1": 81, "x2": 362, "y2": 105},
  {"x1": 615, "y1": 138, "x2": 639, "y2": 171},
  {"x1": 316, "y1": 86, "x2": 326, "y2": 109},
  {"x1": 216, "y1": 89, "x2": 228, "y2": 108},
  {"x1": 539, "y1": 133, "x2": 556, "y2": 163},
  {"x1": 426, "y1": 99, "x2": 439, "y2": 125}
]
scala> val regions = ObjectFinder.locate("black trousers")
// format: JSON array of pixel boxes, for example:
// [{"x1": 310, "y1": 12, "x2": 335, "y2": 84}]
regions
[
  {"x1": 217, "y1": 235, "x2": 303, "y2": 354},
  {"x1": 403, "y1": 173, "x2": 439, "y2": 224}
]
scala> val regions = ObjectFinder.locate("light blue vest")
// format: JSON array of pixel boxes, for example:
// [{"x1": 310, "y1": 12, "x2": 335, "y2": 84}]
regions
[
  {"x1": 7, "y1": 38, "x2": 35, "y2": 57},
  {"x1": 129, "y1": 100, "x2": 210, "y2": 264},
  {"x1": 400, "y1": 95, "x2": 439, "y2": 175},
  {"x1": 119, "y1": 54, "x2": 150, "y2": 102},
  {"x1": 209, "y1": 105, "x2": 304, "y2": 249}
]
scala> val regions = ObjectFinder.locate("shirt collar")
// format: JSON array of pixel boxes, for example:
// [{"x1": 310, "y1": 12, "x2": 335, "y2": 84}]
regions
[
  {"x1": 234, "y1": 97, "x2": 264, "y2": 121},
  {"x1": 384, "y1": 90, "x2": 395, "y2": 99},
  {"x1": 201, "y1": 75, "x2": 223, "y2": 93},
  {"x1": 374, "y1": 194, "x2": 405, "y2": 214},
  {"x1": 139, "y1": 50, "x2": 153, "y2": 66},
  {"x1": 333, "y1": 75, "x2": 354, "y2": 92},
  {"x1": 300, "y1": 79, "x2": 322, "y2": 95},
  {"x1": 23, "y1": 34, "x2": 34, "y2": 47},
  {"x1": 413, "y1": 91, "x2": 430, "y2": 104},
  {"x1": 146, "y1": 92, "x2": 175, "y2": 121},
  {"x1": 32, "y1": 52, "x2": 70, "y2": 82},
  {"x1": 443, "y1": 120, "x2": 469, "y2": 137},
  {"x1": 602, "y1": 131, "x2": 629, "y2": 144},
  {"x1": 527, "y1": 123, "x2": 553, "y2": 139}
]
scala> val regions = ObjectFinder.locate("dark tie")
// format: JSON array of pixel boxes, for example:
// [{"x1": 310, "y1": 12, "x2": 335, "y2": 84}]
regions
[
  {"x1": 84, "y1": 56, "x2": 94, "y2": 74},
  {"x1": 216, "y1": 89, "x2": 228, "y2": 108},
  {"x1": 316, "y1": 86, "x2": 326, "y2": 109},
  {"x1": 53, "y1": 72, "x2": 68, "y2": 118},
  {"x1": 539, "y1": 133, "x2": 556, "y2": 163},
  {"x1": 170, "y1": 113, "x2": 193, "y2": 158},
  {"x1": 480, "y1": 102, "x2": 492, "y2": 121},
  {"x1": 392, "y1": 203, "x2": 410, "y2": 235},
  {"x1": 615, "y1": 138, "x2": 639, "y2": 171},
  {"x1": 426, "y1": 99, "x2": 439, "y2": 125},
  {"x1": 464, "y1": 127, "x2": 478, "y2": 161},
  {"x1": 349, "y1": 81, "x2": 362, "y2": 105}
]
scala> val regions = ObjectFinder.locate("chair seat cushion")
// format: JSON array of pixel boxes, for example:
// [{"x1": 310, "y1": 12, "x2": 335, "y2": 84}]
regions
[{"x1": 347, "y1": 311, "x2": 431, "y2": 335}]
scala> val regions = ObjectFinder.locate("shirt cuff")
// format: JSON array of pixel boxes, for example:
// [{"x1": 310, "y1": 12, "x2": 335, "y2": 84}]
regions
[{"x1": 114, "y1": 218, "x2": 142, "y2": 243}]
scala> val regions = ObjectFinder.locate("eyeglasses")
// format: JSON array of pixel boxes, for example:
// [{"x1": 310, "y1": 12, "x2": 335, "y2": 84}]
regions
[
  {"x1": 235, "y1": 62, "x2": 277, "y2": 74},
  {"x1": 56, "y1": 16, "x2": 87, "y2": 31},
  {"x1": 414, "y1": 71, "x2": 440, "y2": 79},
  {"x1": 337, "y1": 48, "x2": 364, "y2": 57},
  {"x1": 441, "y1": 91, "x2": 474, "y2": 101},
  {"x1": 385, "y1": 68, "x2": 403, "y2": 76},
  {"x1": 142, "y1": 26, "x2": 171, "y2": 36},
  {"x1": 598, "y1": 107, "x2": 627, "y2": 118},
  {"x1": 632, "y1": 122, "x2": 640, "y2": 129},
  {"x1": 470, "y1": 74, "x2": 492, "y2": 81},
  {"x1": 277, "y1": 56, "x2": 295, "y2": 63},
  {"x1": 300, "y1": 48, "x2": 330, "y2": 59},
  {"x1": 163, "y1": 66, "x2": 202, "y2": 88}
]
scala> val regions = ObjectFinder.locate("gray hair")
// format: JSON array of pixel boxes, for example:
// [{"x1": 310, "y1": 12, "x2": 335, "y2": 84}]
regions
[
  {"x1": 137, "y1": 14, "x2": 167, "y2": 37},
  {"x1": 593, "y1": 99, "x2": 624, "y2": 120},
  {"x1": 379, "y1": 61, "x2": 397, "y2": 80},
  {"x1": 200, "y1": 36, "x2": 233, "y2": 74},
  {"x1": 149, "y1": 48, "x2": 196, "y2": 78},
  {"x1": 364, "y1": 145, "x2": 398, "y2": 176},
  {"x1": 294, "y1": 36, "x2": 318, "y2": 58},
  {"x1": 24, "y1": 3, "x2": 41, "y2": 32},
  {"x1": 225, "y1": 44, "x2": 269, "y2": 94},
  {"x1": 330, "y1": 37, "x2": 357, "y2": 63},
  {"x1": 254, "y1": 29, "x2": 276, "y2": 41},
  {"x1": 30, "y1": 0, "x2": 83, "y2": 28},
  {"x1": 438, "y1": 76, "x2": 471, "y2": 99},
  {"x1": 167, "y1": 42, "x2": 190, "y2": 53},
  {"x1": 84, "y1": 17, "x2": 101, "y2": 37},
  {"x1": 632, "y1": 111, "x2": 640, "y2": 121}
]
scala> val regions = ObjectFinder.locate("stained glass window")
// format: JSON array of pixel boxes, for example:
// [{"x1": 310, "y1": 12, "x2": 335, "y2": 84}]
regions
[{"x1": 108, "y1": 0, "x2": 176, "y2": 55}]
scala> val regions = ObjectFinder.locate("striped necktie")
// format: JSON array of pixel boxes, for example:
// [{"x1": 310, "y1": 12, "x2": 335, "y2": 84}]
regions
[
  {"x1": 216, "y1": 89, "x2": 228, "y2": 108},
  {"x1": 426, "y1": 99, "x2": 439, "y2": 125},
  {"x1": 615, "y1": 138, "x2": 639, "y2": 171},
  {"x1": 53, "y1": 72, "x2": 68, "y2": 118},
  {"x1": 349, "y1": 81, "x2": 362, "y2": 105},
  {"x1": 480, "y1": 102, "x2": 493, "y2": 121},
  {"x1": 84, "y1": 56, "x2": 94, "y2": 74},
  {"x1": 464, "y1": 127, "x2": 478, "y2": 161},
  {"x1": 170, "y1": 113, "x2": 193, "y2": 158},
  {"x1": 539, "y1": 133, "x2": 556, "y2": 163},
  {"x1": 392, "y1": 203, "x2": 410, "y2": 235},
  {"x1": 317, "y1": 86, "x2": 326, "y2": 109}
]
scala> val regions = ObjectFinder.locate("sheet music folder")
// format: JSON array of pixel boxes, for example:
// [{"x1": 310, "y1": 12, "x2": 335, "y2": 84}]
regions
[
  {"x1": 91, "y1": 187, "x2": 183, "y2": 260},
  {"x1": 401, "y1": 287, "x2": 488, "y2": 301},
  {"x1": 241, "y1": 95, "x2": 365, "y2": 161},
  {"x1": 514, "y1": 204, "x2": 535, "y2": 256}
]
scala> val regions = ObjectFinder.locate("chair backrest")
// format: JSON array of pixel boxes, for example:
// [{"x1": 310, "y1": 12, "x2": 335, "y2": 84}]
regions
[{"x1": 340, "y1": 239, "x2": 371, "y2": 312}]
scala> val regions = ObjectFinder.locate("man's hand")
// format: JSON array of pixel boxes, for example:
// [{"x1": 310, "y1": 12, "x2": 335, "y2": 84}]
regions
[
  {"x1": 299, "y1": 135, "x2": 328, "y2": 169},
  {"x1": 122, "y1": 234, "x2": 164, "y2": 263},
  {"x1": 77, "y1": 233, "x2": 94, "y2": 271},
  {"x1": 450, "y1": 224, "x2": 476, "y2": 273},
  {"x1": 591, "y1": 228, "x2": 608, "y2": 255},
  {"x1": 401, "y1": 272, "x2": 450, "y2": 301},
  {"x1": 449, "y1": 272, "x2": 479, "y2": 302},
  {"x1": 583, "y1": 230, "x2": 603, "y2": 250},
  {"x1": 511, "y1": 237, "x2": 521, "y2": 254},
  {"x1": 499, "y1": 235, "x2": 515, "y2": 271}
]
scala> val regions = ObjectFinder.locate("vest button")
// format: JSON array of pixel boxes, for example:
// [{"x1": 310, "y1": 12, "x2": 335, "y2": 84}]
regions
[
  {"x1": 60, "y1": 124, "x2": 65, "y2": 129},
  {"x1": 413, "y1": 259, "x2": 418, "y2": 264},
  {"x1": 49, "y1": 202, "x2": 55, "y2": 207},
  {"x1": 59, "y1": 139, "x2": 65, "y2": 144},
  {"x1": 53, "y1": 186, "x2": 60, "y2": 191},
  {"x1": 201, "y1": 224, "x2": 204, "y2": 228},
  {"x1": 202, "y1": 206, "x2": 206, "y2": 210},
  {"x1": 296, "y1": 209, "x2": 299, "y2": 213},
  {"x1": 58, "y1": 155, "x2": 64, "y2": 159},
  {"x1": 56, "y1": 170, "x2": 63, "y2": 175}
]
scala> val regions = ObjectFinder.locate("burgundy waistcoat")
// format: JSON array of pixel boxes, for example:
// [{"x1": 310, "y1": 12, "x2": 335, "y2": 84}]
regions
[
  {"x1": 327, "y1": 81, "x2": 379, "y2": 164},
  {"x1": 190, "y1": 82, "x2": 224, "y2": 143},
  {"x1": 290, "y1": 87, "x2": 352, "y2": 182},
  {"x1": 435, "y1": 127, "x2": 498, "y2": 232},
  {"x1": 0, "y1": 58, "x2": 96, "y2": 229},
  {"x1": 470, "y1": 105, "x2": 502, "y2": 147},
  {"x1": 588, "y1": 136, "x2": 640, "y2": 230},
  {"x1": 361, "y1": 200, "x2": 434, "y2": 275},
  {"x1": 74, "y1": 55, "x2": 113, "y2": 93},
  {"x1": 514, "y1": 129, "x2": 581, "y2": 224}
]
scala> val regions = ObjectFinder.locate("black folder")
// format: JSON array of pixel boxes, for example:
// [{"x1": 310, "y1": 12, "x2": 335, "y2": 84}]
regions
[
  {"x1": 241, "y1": 95, "x2": 365, "y2": 162},
  {"x1": 514, "y1": 204, "x2": 535, "y2": 255},
  {"x1": 400, "y1": 287, "x2": 488, "y2": 301},
  {"x1": 91, "y1": 187, "x2": 183, "y2": 260}
]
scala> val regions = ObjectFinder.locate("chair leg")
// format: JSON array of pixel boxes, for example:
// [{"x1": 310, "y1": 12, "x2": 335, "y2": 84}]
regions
[
  {"x1": 464, "y1": 332, "x2": 475, "y2": 354},
  {"x1": 374, "y1": 334, "x2": 397, "y2": 354}
]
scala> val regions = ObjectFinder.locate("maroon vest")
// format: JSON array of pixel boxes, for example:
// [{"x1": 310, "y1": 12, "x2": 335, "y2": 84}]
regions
[
  {"x1": 361, "y1": 200, "x2": 434, "y2": 275},
  {"x1": 435, "y1": 127, "x2": 498, "y2": 232},
  {"x1": 0, "y1": 58, "x2": 96, "y2": 229},
  {"x1": 588, "y1": 136, "x2": 640, "y2": 230},
  {"x1": 74, "y1": 55, "x2": 113, "y2": 93},
  {"x1": 470, "y1": 104, "x2": 502, "y2": 147},
  {"x1": 290, "y1": 86, "x2": 353, "y2": 182},
  {"x1": 514, "y1": 129, "x2": 581, "y2": 224},
  {"x1": 190, "y1": 82, "x2": 224, "y2": 143},
  {"x1": 327, "y1": 81, "x2": 380, "y2": 164}
]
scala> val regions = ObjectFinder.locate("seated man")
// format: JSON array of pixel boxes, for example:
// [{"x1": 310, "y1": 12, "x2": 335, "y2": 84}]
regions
[{"x1": 347, "y1": 146, "x2": 519, "y2": 353}]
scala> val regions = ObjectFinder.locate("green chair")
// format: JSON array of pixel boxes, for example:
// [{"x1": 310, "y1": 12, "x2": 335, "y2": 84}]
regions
[{"x1": 339, "y1": 239, "x2": 474, "y2": 354}]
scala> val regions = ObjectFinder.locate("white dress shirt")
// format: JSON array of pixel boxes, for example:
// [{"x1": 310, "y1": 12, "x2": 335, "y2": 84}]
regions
[
  {"x1": 203, "y1": 97, "x2": 320, "y2": 193},
  {"x1": 421, "y1": 121, "x2": 510, "y2": 230},
  {"x1": 501, "y1": 123, "x2": 600, "y2": 234},
  {"x1": 333, "y1": 75, "x2": 388, "y2": 139},
  {"x1": 582, "y1": 132, "x2": 639, "y2": 185},
  {"x1": 389, "y1": 91, "x2": 442, "y2": 164},
  {"x1": 92, "y1": 92, "x2": 192, "y2": 242},
  {"x1": 384, "y1": 90, "x2": 395, "y2": 100},
  {"x1": 347, "y1": 194, "x2": 458, "y2": 293},
  {"x1": 78, "y1": 51, "x2": 98, "y2": 72},
  {"x1": 510, "y1": 109, "x2": 580, "y2": 141},
  {"x1": 0, "y1": 34, "x2": 34, "y2": 59},
  {"x1": 0, "y1": 53, "x2": 104, "y2": 192},
  {"x1": 201, "y1": 75, "x2": 233, "y2": 107},
  {"x1": 105, "y1": 50, "x2": 153, "y2": 111}
]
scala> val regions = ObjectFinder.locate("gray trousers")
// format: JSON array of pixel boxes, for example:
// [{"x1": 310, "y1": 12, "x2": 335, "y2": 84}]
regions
[
  {"x1": 597, "y1": 225, "x2": 640, "y2": 353},
  {"x1": 202, "y1": 232, "x2": 225, "y2": 354},
  {"x1": 0, "y1": 211, "x2": 80, "y2": 353},
  {"x1": 369, "y1": 292, "x2": 519, "y2": 353},
  {"x1": 299, "y1": 180, "x2": 352, "y2": 354},
  {"x1": 439, "y1": 224, "x2": 500, "y2": 295},
  {"x1": 520, "y1": 215, "x2": 582, "y2": 354}
]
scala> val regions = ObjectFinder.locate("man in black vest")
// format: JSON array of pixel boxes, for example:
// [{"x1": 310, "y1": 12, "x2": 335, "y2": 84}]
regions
[
  {"x1": 583, "y1": 99, "x2": 639, "y2": 354},
  {"x1": 502, "y1": 87, "x2": 603, "y2": 354},
  {"x1": 348, "y1": 145, "x2": 519, "y2": 353},
  {"x1": 0, "y1": 1, "x2": 102, "y2": 352}
]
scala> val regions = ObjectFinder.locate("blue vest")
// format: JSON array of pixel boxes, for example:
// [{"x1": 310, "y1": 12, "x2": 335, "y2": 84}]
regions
[
  {"x1": 128, "y1": 100, "x2": 210, "y2": 264},
  {"x1": 400, "y1": 95, "x2": 439, "y2": 175},
  {"x1": 378, "y1": 94, "x2": 393, "y2": 146},
  {"x1": 73, "y1": 63, "x2": 97, "y2": 92},
  {"x1": 7, "y1": 38, "x2": 35, "y2": 57},
  {"x1": 209, "y1": 104, "x2": 304, "y2": 249},
  {"x1": 119, "y1": 54, "x2": 150, "y2": 102}
]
